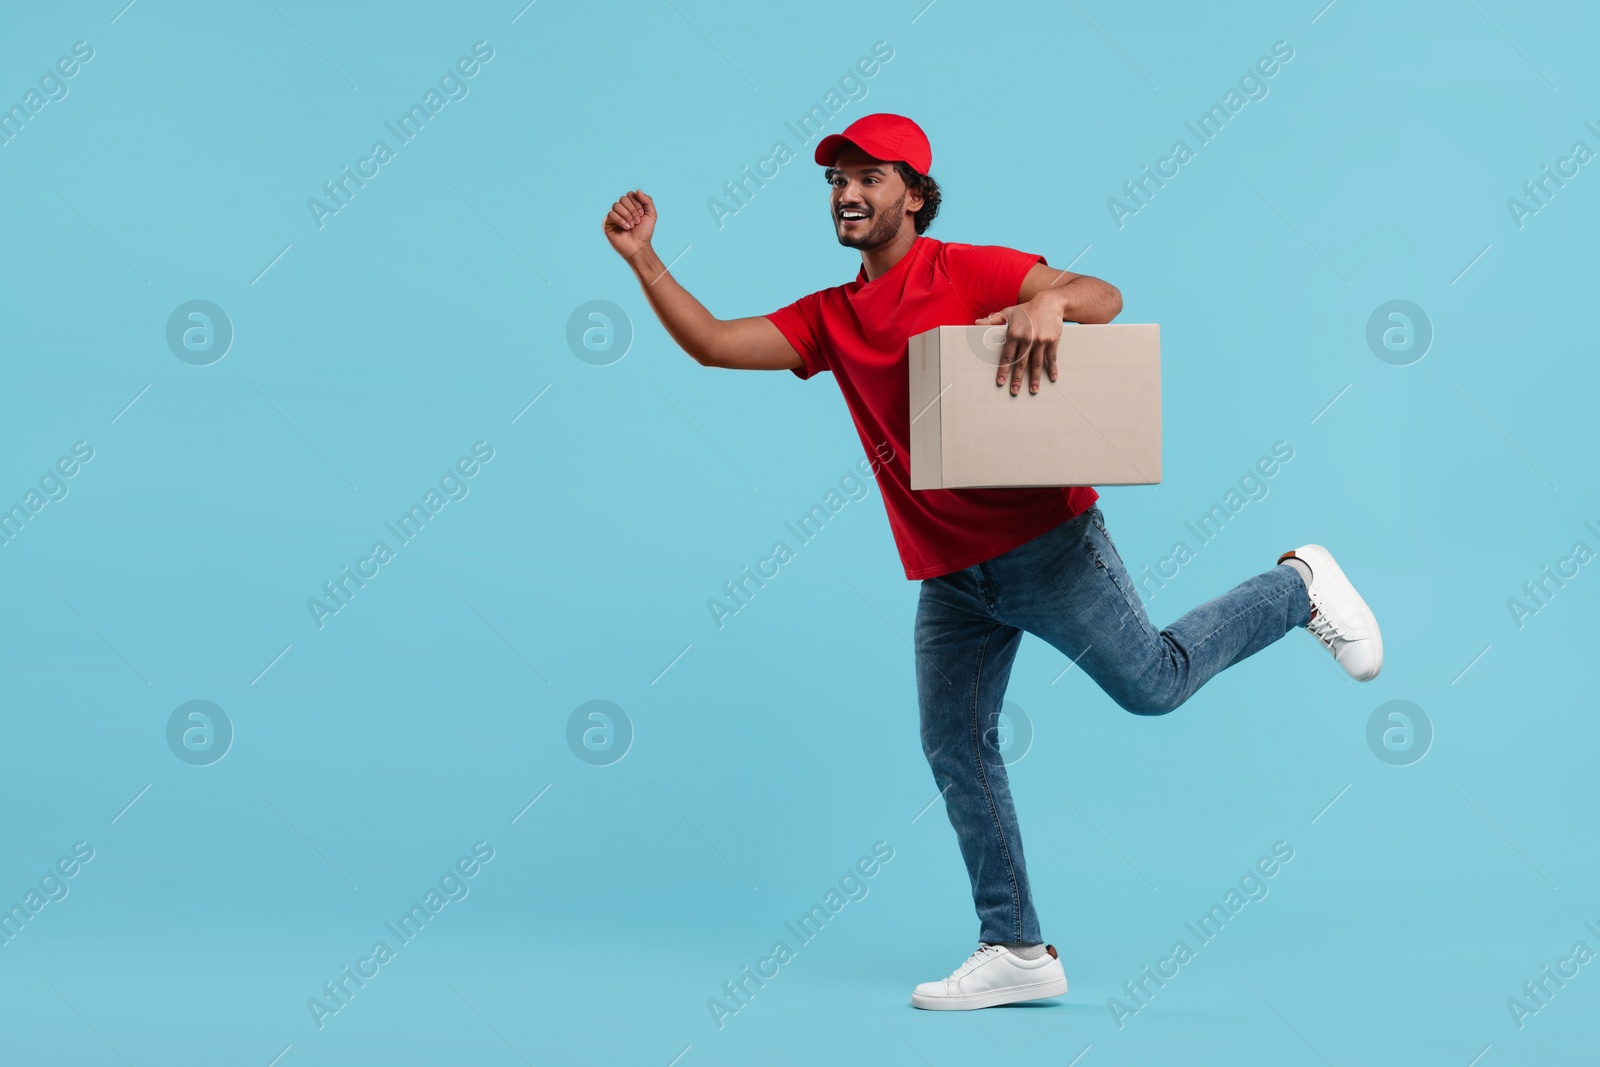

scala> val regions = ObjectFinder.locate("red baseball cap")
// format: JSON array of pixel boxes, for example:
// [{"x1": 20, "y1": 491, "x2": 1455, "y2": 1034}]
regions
[{"x1": 813, "y1": 113, "x2": 932, "y2": 175}]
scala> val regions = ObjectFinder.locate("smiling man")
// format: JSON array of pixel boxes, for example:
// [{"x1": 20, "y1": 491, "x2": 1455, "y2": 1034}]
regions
[{"x1": 604, "y1": 112, "x2": 1383, "y2": 1011}]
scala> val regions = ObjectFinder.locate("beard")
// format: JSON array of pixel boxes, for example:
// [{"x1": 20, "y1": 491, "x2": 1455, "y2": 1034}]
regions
[{"x1": 834, "y1": 193, "x2": 906, "y2": 250}]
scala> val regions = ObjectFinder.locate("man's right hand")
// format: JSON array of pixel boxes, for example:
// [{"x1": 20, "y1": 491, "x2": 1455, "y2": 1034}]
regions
[
  {"x1": 603, "y1": 187, "x2": 804, "y2": 373},
  {"x1": 604, "y1": 189, "x2": 656, "y2": 261}
]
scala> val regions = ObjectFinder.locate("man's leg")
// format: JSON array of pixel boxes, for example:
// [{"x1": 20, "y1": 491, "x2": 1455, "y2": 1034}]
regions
[
  {"x1": 914, "y1": 568, "x2": 1040, "y2": 945},
  {"x1": 987, "y1": 505, "x2": 1312, "y2": 716}
]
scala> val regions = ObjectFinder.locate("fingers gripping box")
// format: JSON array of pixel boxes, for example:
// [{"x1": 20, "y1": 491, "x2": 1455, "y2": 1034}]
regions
[{"x1": 908, "y1": 324, "x2": 1162, "y2": 489}]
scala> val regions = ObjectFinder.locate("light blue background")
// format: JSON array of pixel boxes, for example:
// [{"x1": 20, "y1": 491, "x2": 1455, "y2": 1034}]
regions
[{"x1": 2, "y1": 0, "x2": 1596, "y2": 1064}]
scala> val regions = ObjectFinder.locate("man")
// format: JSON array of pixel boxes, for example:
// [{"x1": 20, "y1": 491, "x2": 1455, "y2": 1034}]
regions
[{"x1": 603, "y1": 113, "x2": 1382, "y2": 1011}]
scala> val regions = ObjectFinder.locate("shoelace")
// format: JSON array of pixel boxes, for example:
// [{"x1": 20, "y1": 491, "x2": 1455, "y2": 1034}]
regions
[
  {"x1": 952, "y1": 944, "x2": 1003, "y2": 979},
  {"x1": 1307, "y1": 596, "x2": 1343, "y2": 648}
]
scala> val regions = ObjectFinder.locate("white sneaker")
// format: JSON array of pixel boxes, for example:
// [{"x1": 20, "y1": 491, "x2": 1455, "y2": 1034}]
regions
[
  {"x1": 1279, "y1": 544, "x2": 1383, "y2": 681},
  {"x1": 910, "y1": 943, "x2": 1068, "y2": 1010}
]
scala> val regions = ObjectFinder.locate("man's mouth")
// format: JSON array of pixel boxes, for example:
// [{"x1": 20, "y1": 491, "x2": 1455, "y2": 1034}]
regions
[{"x1": 838, "y1": 207, "x2": 870, "y2": 223}]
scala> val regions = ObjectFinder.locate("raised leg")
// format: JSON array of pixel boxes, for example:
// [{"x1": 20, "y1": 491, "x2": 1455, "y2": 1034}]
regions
[{"x1": 988, "y1": 505, "x2": 1311, "y2": 716}]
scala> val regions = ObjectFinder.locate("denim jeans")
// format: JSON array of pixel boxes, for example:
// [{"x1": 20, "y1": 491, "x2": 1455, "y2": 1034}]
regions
[{"x1": 913, "y1": 503, "x2": 1312, "y2": 944}]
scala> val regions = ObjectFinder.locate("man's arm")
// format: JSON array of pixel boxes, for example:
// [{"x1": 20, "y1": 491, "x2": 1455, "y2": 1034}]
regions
[
  {"x1": 605, "y1": 190, "x2": 802, "y2": 372},
  {"x1": 978, "y1": 261, "x2": 1124, "y2": 395},
  {"x1": 1016, "y1": 263, "x2": 1123, "y2": 326}
]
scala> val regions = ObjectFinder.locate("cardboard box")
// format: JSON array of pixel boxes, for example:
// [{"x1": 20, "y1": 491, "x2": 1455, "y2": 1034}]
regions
[{"x1": 909, "y1": 323, "x2": 1162, "y2": 490}]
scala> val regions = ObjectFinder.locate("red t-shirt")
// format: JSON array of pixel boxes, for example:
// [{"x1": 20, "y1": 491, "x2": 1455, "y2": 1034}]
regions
[{"x1": 766, "y1": 235, "x2": 1099, "y2": 580}]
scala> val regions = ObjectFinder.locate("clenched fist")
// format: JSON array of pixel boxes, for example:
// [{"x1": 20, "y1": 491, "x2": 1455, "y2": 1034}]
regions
[{"x1": 604, "y1": 189, "x2": 656, "y2": 260}]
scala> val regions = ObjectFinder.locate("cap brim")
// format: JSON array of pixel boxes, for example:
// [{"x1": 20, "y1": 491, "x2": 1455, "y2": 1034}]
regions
[{"x1": 813, "y1": 133, "x2": 858, "y2": 168}]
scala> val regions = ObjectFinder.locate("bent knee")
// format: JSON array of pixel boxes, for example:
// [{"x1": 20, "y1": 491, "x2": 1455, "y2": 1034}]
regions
[{"x1": 1113, "y1": 688, "x2": 1183, "y2": 717}]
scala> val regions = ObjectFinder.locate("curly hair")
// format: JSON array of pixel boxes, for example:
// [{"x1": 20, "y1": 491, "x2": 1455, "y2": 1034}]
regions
[{"x1": 893, "y1": 161, "x2": 942, "y2": 235}]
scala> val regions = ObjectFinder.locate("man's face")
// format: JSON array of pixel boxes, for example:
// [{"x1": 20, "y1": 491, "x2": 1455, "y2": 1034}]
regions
[{"x1": 826, "y1": 145, "x2": 921, "y2": 250}]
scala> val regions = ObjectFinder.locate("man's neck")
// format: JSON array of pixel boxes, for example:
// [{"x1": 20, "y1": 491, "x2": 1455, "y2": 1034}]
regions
[{"x1": 859, "y1": 229, "x2": 920, "y2": 282}]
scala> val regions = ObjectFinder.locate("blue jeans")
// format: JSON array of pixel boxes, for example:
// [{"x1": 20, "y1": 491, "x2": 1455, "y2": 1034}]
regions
[{"x1": 913, "y1": 504, "x2": 1312, "y2": 944}]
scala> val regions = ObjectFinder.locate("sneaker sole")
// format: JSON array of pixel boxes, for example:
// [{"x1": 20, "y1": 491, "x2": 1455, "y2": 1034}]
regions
[
  {"x1": 1295, "y1": 544, "x2": 1383, "y2": 680},
  {"x1": 910, "y1": 975, "x2": 1068, "y2": 1011}
]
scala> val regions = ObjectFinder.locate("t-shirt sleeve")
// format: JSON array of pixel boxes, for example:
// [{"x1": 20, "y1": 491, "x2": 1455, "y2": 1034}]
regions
[
  {"x1": 764, "y1": 291, "x2": 830, "y2": 380},
  {"x1": 942, "y1": 243, "x2": 1047, "y2": 319}
]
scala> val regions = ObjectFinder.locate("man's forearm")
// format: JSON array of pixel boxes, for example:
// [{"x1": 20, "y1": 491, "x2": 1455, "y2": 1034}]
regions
[
  {"x1": 623, "y1": 245, "x2": 720, "y2": 364},
  {"x1": 1034, "y1": 276, "x2": 1122, "y2": 325}
]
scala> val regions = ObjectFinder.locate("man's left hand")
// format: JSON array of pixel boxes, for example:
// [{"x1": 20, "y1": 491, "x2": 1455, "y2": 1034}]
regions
[{"x1": 976, "y1": 294, "x2": 1062, "y2": 396}]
